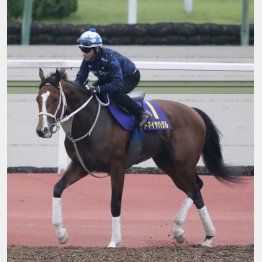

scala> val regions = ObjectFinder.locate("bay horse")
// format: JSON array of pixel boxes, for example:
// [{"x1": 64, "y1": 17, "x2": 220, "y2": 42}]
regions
[{"x1": 36, "y1": 68, "x2": 239, "y2": 248}]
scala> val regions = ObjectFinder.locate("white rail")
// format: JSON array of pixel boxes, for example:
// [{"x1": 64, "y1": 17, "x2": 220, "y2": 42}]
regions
[{"x1": 7, "y1": 59, "x2": 254, "y2": 72}]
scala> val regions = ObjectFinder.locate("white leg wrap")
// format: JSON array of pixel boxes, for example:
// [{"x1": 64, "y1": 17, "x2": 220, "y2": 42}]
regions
[
  {"x1": 174, "y1": 197, "x2": 193, "y2": 242},
  {"x1": 175, "y1": 197, "x2": 193, "y2": 225},
  {"x1": 52, "y1": 197, "x2": 63, "y2": 226},
  {"x1": 198, "y1": 206, "x2": 216, "y2": 237},
  {"x1": 52, "y1": 197, "x2": 68, "y2": 244},
  {"x1": 108, "y1": 216, "x2": 121, "y2": 248}
]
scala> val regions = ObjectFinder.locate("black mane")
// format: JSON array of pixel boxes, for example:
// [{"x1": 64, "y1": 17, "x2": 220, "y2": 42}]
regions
[
  {"x1": 39, "y1": 69, "x2": 89, "y2": 95},
  {"x1": 39, "y1": 70, "x2": 68, "y2": 89}
]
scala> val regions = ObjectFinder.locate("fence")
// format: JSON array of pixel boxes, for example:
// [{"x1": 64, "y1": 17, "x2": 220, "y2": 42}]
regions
[{"x1": 7, "y1": 60, "x2": 253, "y2": 71}]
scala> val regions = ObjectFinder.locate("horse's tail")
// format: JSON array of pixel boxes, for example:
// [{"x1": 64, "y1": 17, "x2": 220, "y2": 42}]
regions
[{"x1": 193, "y1": 107, "x2": 240, "y2": 184}]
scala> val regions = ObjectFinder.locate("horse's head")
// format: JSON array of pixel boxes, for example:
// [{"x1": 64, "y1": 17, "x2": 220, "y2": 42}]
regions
[{"x1": 36, "y1": 68, "x2": 67, "y2": 138}]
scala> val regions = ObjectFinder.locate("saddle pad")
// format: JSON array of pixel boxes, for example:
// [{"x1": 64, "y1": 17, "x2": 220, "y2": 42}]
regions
[{"x1": 108, "y1": 100, "x2": 173, "y2": 131}]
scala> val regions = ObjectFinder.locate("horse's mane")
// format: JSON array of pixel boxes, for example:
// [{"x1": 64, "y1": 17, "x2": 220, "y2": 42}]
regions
[
  {"x1": 39, "y1": 70, "x2": 88, "y2": 94},
  {"x1": 39, "y1": 70, "x2": 68, "y2": 89},
  {"x1": 62, "y1": 77, "x2": 89, "y2": 94}
]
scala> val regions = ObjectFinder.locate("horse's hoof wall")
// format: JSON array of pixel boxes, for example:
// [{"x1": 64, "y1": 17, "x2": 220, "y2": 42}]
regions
[
  {"x1": 202, "y1": 237, "x2": 213, "y2": 247},
  {"x1": 175, "y1": 232, "x2": 186, "y2": 243},
  {"x1": 58, "y1": 229, "x2": 68, "y2": 244},
  {"x1": 108, "y1": 241, "x2": 121, "y2": 248}
]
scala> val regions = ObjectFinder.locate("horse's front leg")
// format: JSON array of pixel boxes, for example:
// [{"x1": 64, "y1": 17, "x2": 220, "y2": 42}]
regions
[
  {"x1": 53, "y1": 161, "x2": 87, "y2": 244},
  {"x1": 108, "y1": 165, "x2": 125, "y2": 248}
]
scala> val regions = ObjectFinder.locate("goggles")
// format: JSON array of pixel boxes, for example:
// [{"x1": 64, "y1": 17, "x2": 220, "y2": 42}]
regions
[
  {"x1": 79, "y1": 46, "x2": 93, "y2": 53},
  {"x1": 77, "y1": 39, "x2": 92, "y2": 46}
]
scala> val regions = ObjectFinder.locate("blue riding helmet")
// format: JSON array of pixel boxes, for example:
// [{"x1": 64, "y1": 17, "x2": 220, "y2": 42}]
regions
[{"x1": 77, "y1": 28, "x2": 103, "y2": 47}]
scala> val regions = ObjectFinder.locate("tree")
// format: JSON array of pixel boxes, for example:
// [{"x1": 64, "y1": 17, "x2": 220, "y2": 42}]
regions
[{"x1": 8, "y1": 0, "x2": 78, "y2": 21}]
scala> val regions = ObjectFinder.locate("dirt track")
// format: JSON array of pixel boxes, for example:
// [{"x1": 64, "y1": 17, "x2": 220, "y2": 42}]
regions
[
  {"x1": 8, "y1": 245, "x2": 254, "y2": 262},
  {"x1": 8, "y1": 173, "x2": 253, "y2": 262}
]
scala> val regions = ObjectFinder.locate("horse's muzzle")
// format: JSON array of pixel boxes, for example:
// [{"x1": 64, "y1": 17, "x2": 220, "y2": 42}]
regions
[{"x1": 36, "y1": 126, "x2": 52, "y2": 138}]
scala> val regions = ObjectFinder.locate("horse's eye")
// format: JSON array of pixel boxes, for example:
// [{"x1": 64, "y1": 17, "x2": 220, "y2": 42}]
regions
[{"x1": 52, "y1": 97, "x2": 59, "y2": 103}]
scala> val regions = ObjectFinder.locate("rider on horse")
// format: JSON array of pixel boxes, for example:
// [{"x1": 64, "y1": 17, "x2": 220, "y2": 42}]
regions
[{"x1": 74, "y1": 28, "x2": 152, "y2": 129}]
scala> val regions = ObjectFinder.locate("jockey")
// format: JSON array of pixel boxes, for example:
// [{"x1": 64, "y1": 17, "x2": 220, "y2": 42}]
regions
[{"x1": 74, "y1": 28, "x2": 152, "y2": 129}]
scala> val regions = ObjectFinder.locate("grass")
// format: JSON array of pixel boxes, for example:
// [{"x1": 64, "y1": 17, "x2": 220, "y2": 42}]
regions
[
  {"x1": 34, "y1": 0, "x2": 254, "y2": 25},
  {"x1": 7, "y1": 80, "x2": 254, "y2": 94}
]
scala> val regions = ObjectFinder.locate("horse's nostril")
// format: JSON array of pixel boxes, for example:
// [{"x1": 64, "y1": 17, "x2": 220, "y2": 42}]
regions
[
  {"x1": 36, "y1": 128, "x2": 42, "y2": 136},
  {"x1": 36, "y1": 127, "x2": 49, "y2": 136},
  {"x1": 43, "y1": 127, "x2": 49, "y2": 134}
]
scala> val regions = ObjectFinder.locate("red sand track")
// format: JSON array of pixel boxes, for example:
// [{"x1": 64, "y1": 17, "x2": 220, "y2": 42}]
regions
[{"x1": 8, "y1": 173, "x2": 253, "y2": 247}]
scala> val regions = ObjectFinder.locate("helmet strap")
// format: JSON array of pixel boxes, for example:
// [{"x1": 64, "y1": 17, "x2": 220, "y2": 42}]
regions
[{"x1": 94, "y1": 47, "x2": 100, "y2": 53}]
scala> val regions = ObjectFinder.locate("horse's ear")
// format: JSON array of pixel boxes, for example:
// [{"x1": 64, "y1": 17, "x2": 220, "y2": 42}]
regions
[
  {"x1": 59, "y1": 68, "x2": 67, "y2": 80},
  {"x1": 39, "y1": 68, "x2": 45, "y2": 81},
  {"x1": 55, "y1": 68, "x2": 61, "y2": 81}
]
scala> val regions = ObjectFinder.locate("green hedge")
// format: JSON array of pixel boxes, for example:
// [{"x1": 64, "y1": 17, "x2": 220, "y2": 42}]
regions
[
  {"x1": 7, "y1": 22, "x2": 254, "y2": 45},
  {"x1": 8, "y1": 0, "x2": 77, "y2": 20}
]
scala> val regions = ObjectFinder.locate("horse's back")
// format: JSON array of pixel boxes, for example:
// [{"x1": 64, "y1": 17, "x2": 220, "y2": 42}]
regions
[
  {"x1": 151, "y1": 99, "x2": 205, "y2": 130},
  {"x1": 151, "y1": 99, "x2": 206, "y2": 158}
]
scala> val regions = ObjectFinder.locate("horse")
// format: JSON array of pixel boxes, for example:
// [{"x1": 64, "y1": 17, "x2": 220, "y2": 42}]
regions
[{"x1": 36, "y1": 68, "x2": 239, "y2": 248}]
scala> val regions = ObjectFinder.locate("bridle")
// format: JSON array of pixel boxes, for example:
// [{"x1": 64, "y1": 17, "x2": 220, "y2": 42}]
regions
[
  {"x1": 38, "y1": 80, "x2": 110, "y2": 178},
  {"x1": 38, "y1": 82, "x2": 67, "y2": 133}
]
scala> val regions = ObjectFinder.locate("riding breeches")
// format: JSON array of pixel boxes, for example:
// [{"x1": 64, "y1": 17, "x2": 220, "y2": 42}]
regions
[
  {"x1": 109, "y1": 70, "x2": 143, "y2": 116},
  {"x1": 94, "y1": 69, "x2": 143, "y2": 116}
]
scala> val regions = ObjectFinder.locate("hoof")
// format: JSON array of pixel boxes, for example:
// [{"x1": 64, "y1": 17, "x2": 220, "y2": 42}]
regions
[
  {"x1": 202, "y1": 236, "x2": 213, "y2": 247},
  {"x1": 57, "y1": 228, "x2": 68, "y2": 244},
  {"x1": 175, "y1": 232, "x2": 186, "y2": 244},
  {"x1": 107, "y1": 241, "x2": 121, "y2": 248},
  {"x1": 174, "y1": 225, "x2": 186, "y2": 244}
]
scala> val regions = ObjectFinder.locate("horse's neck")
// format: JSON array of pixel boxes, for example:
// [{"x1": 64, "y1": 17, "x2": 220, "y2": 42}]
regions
[{"x1": 61, "y1": 79, "x2": 98, "y2": 117}]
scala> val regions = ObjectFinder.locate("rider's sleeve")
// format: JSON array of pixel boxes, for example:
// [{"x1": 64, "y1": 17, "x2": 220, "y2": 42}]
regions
[
  {"x1": 98, "y1": 57, "x2": 123, "y2": 93},
  {"x1": 74, "y1": 60, "x2": 90, "y2": 87}
]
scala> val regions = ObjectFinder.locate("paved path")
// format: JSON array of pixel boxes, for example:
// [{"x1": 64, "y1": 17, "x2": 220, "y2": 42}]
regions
[{"x1": 8, "y1": 174, "x2": 254, "y2": 247}]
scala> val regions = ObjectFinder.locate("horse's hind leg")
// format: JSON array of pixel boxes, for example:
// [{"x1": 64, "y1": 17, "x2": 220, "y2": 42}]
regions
[
  {"x1": 153, "y1": 152, "x2": 193, "y2": 243},
  {"x1": 52, "y1": 161, "x2": 87, "y2": 244},
  {"x1": 173, "y1": 174, "x2": 216, "y2": 247},
  {"x1": 189, "y1": 175, "x2": 216, "y2": 247},
  {"x1": 153, "y1": 152, "x2": 215, "y2": 246}
]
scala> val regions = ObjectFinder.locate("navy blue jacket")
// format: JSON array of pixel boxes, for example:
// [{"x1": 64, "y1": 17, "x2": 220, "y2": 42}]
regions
[{"x1": 75, "y1": 47, "x2": 137, "y2": 93}]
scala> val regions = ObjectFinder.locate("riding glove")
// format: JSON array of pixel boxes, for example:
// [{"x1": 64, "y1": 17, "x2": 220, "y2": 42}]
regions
[{"x1": 89, "y1": 85, "x2": 100, "y2": 95}]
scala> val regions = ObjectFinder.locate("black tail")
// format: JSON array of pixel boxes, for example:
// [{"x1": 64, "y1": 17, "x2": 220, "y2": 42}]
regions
[{"x1": 194, "y1": 107, "x2": 240, "y2": 184}]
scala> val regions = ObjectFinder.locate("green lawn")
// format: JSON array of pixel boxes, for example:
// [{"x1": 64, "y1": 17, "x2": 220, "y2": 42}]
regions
[
  {"x1": 7, "y1": 80, "x2": 254, "y2": 94},
  {"x1": 35, "y1": 0, "x2": 254, "y2": 25}
]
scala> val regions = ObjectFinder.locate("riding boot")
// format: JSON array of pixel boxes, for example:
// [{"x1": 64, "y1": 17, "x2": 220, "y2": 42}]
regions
[
  {"x1": 109, "y1": 91, "x2": 152, "y2": 128},
  {"x1": 137, "y1": 108, "x2": 152, "y2": 128}
]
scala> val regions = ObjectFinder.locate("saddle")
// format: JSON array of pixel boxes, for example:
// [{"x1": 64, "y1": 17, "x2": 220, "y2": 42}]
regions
[{"x1": 108, "y1": 91, "x2": 173, "y2": 132}]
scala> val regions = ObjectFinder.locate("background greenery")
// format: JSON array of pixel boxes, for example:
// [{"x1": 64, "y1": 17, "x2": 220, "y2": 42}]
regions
[
  {"x1": 8, "y1": 0, "x2": 77, "y2": 20},
  {"x1": 8, "y1": 0, "x2": 254, "y2": 25}
]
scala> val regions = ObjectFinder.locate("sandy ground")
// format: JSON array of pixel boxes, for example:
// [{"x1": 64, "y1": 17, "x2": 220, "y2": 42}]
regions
[
  {"x1": 8, "y1": 173, "x2": 254, "y2": 260},
  {"x1": 8, "y1": 174, "x2": 254, "y2": 247},
  {"x1": 7, "y1": 245, "x2": 254, "y2": 262}
]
